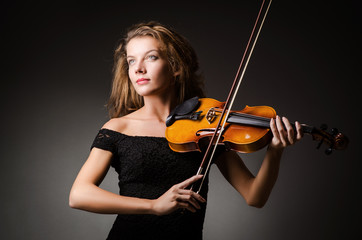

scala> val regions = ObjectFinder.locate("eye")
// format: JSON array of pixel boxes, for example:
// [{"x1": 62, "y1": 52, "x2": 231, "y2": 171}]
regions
[
  {"x1": 147, "y1": 55, "x2": 158, "y2": 60},
  {"x1": 128, "y1": 59, "x2": 135, "y2": 65}
]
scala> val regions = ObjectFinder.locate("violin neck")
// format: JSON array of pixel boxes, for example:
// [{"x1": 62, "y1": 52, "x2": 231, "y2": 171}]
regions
[{"x1": 226, "y1": 112, "x2": 314, "y2": 134}]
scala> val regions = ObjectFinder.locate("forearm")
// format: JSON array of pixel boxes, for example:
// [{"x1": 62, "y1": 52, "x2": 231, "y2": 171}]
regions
[
  {"x1": 247, "y1": 146, "x2": 283, "y2": 207},
  {"x1": 69, "y1": 183, "x2": 154, "y2": 215}
]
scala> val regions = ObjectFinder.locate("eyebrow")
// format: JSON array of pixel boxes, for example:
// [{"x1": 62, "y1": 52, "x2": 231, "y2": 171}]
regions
[{"x1": 126, "y1": 49, "x2": 159, "y2": 59}]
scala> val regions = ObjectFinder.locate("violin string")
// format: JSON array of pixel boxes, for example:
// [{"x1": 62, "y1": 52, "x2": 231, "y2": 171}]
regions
[
  {"x1": 214, "y1": 108, "x2": 272, "y2": 123},
  {"x1": 196, "y1": 0, "x2": 273, "y2": 194}
]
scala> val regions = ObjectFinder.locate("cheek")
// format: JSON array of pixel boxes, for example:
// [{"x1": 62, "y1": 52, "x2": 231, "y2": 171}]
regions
[
  {"x1": 128, "y1": 68, "x2": 140, "y2": 85},
  {"x1": 128, "y1": 68, "x2": 134, "y2": 80},
  {"x1": 157, "y1": 64, "x2": 173, "y2": 82},
  {"x1": 127, "y1": 69, "x2": 138, "y2": 88}
]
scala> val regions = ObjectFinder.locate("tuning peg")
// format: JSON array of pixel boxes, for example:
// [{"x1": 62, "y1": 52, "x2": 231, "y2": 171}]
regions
[
  {"x1": 316, "y1": 124, "x2": 327, "y2": 150},
  {"x1": 331, "y1": 128, "x2": 339, "y2": 136},
  {"x1": 325, "y1": 147, "x2": 333, "y2": 155}
]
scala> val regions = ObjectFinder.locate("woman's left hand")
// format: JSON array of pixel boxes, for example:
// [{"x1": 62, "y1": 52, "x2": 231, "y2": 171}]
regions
[{"x1": 269, "y1": 115, "x2": 303, "y2": 150}]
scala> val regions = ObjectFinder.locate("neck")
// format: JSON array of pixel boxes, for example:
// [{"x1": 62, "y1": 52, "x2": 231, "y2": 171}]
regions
[{"x1": 141, "y1": 90, "x2": 177, "y2": 122}]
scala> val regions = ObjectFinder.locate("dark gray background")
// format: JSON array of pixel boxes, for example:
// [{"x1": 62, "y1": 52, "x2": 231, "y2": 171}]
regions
[{"x1": 1, "y1": 1, "x2": 360, "y2": 239}]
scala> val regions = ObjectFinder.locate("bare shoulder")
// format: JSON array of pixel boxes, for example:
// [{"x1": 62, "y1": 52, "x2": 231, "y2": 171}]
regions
[
  {"x1": 101, "y1": 117, "x2": 129, "y2": 133},
  {"x1": 101, "y1": 111, "x2": 144, "y2": 135}
]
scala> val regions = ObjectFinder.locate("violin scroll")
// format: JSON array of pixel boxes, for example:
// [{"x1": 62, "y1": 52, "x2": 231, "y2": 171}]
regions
[{"x1": 312, "y1": 124, "x2": 349, "y2": 155}]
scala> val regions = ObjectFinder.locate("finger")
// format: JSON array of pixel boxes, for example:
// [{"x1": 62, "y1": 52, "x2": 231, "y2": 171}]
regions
[
  {"x1": 176, "y1": 189, "x2": 203, "y2": 209},
  {"x1": 282, "y1": 117, "x2": 295, "y2": 144},
  {"x1": 276, "y1": 116, "x2": 288, "y2": 146},
  {"x1": 295, "y1": 121, "x2": 304, "y2": 140},
  {"x1": 178, "y1": 175, "x2": 203, "y2": 189},
  {"x1": 179, "y1": 189, "x2": 206, "y2": 203},
  {"x1": 178, "y1": 202, "x2": 196, "y2": 213},
  {"x1": 176, "y1": 194, "x2": 201, "y2": 209},
  {"x1": 270, "y1": 117, "x2": 280, "y2": 139}
]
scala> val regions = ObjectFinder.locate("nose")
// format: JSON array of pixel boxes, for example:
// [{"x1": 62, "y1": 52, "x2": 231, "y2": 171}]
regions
[{"x1": 135, "y1": 60, "x2": 146, "y2": 74}]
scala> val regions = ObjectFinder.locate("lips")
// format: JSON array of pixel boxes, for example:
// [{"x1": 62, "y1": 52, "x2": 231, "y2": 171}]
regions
[{"x1": 136, "y1": 78, "x2": 150, "y2": 85}]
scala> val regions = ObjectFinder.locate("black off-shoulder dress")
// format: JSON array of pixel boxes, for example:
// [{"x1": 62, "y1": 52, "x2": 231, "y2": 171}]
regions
[{"x1": 91, "y1": 128, "x2": 217, "y2": 240}]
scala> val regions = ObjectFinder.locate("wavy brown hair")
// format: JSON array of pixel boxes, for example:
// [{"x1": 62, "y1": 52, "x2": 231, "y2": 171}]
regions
[{"x1": 107, "y1": 21, "x2": 205, "y2": 118}]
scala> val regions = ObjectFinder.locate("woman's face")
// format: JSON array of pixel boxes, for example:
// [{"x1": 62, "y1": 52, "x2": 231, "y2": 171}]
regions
[{"x1": 126, "y1": 36, "x2": 174, "y2": 97}]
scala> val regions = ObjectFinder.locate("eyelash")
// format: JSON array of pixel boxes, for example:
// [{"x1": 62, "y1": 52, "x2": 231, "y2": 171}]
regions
[
  {"x1": 147, "y1": 55, "x2": 158, "y2": 60},
  {"x1": 128, "y1": 55, "x2": 158, "y2": 65}
]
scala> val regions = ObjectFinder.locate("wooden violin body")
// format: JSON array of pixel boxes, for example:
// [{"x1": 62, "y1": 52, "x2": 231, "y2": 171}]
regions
[
  {"x1": 165, "y1": 97, "x2": 348, "y2": 155},
  {"x1": 166, "y1": 98, "x2": 275, "y2": 153}
]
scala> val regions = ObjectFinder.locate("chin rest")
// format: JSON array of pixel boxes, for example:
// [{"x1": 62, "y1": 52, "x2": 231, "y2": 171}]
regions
[{"x1": 166, "y1": 96, "x2": 200, "y2": 127}]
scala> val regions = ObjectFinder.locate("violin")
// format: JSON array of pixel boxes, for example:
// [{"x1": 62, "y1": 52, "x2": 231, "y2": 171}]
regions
[
  {"x1": 165, "y1": 97, "x2": 349, "y2": 194},
  {"x1": 165, "y1": 97, "x2": 349, "y2": 155}
]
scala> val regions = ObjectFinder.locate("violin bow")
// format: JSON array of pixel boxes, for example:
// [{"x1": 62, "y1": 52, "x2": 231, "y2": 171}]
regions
[{"x1": 194, "y1": 0, "x2": 273, "y2": 194}]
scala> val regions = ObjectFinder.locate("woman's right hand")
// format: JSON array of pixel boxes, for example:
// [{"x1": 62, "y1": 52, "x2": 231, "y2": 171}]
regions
[{"x1": 151, "y1": 175, "x2": 206, "y2": 215}]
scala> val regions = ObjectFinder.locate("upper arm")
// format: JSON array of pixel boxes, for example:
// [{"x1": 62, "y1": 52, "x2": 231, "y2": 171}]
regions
[
  {"x1": 73, "y1": 148, "x2": 113, "y2": 187},
  {"x1": 215, "y1": 151, "x2": 255, "y2": 198},
  {"x1": 73, "y1": 117, "x2": 126, "y2": 187}
]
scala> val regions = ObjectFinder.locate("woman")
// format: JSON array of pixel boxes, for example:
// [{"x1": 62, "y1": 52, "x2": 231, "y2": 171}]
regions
[{"x1": 69, "y1": 21, "x2": 303, "y2": 239}]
